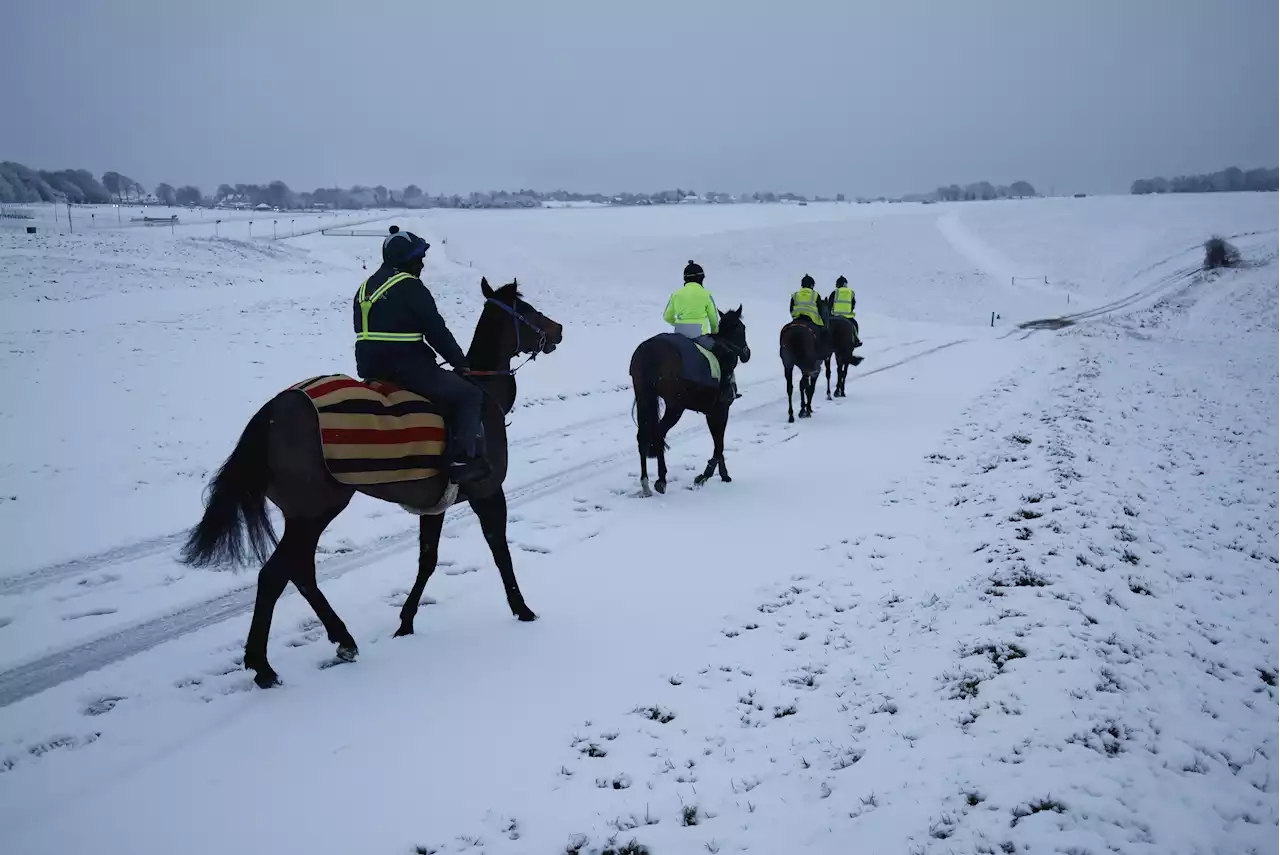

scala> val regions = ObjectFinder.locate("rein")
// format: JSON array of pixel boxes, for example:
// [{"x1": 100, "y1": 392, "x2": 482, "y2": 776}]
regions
[
  {"x1": 439, "y1": 297, "x2": 546, "y2": 378},
  {"x1": 466, "y1": 297, "x2": 546, "y2": 377}
]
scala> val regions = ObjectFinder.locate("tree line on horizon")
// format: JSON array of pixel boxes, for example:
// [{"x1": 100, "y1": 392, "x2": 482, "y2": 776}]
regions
[
  {"x1": 0, "y1": 160, "x2": 828, "y2": 210},
  {"x1": 1130, "y1": 166, "x2": 1278, "y2": 195}
]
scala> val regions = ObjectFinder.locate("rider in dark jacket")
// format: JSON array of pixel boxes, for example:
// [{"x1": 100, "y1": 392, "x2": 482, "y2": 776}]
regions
[{"x1": 353, "y1": 228, "x2": 489, "y2": 483}]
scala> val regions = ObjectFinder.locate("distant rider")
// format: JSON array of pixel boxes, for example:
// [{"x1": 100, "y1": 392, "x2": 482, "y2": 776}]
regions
[
  {"x1": 353, "y1": 228, "x2": 489, "y2": 484},
  {"x1": 827, "y1": 275, "x2": 862, "y2": 348},
  {"x1": 789, "y1": 274, "x2": 825, "y2": 327},
  {"x1": 663, "y1": 259, "x2": 738, "y2": 402}
]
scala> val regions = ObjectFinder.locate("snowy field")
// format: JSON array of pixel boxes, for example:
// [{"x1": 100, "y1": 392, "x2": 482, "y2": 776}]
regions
[{"x1": 0, "y1": 194, "x2": 1275, "y2": 854}]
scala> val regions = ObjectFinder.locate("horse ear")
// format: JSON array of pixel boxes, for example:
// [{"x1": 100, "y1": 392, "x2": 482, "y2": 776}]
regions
[
  {"x1": 481, "y1": 277, "x2": 494, "y2": 298},
  {"x1": 737, "y1": 304, "x2": 743, "y2": 314}
]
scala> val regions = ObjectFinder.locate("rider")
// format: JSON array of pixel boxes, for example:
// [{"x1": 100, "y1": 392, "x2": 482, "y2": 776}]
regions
[
  {"x1": 789, "y1": 274, "x2": 824, "y2": 327},
  {"x1": 353, "y1": 228, "x2": 489, "y2": 484},
  {"x1": 663, "y1": 260, "x2": 738, "y2": 403},
  {"x1": 827, "y1": 275, "x2": 862, "y2": 348}
]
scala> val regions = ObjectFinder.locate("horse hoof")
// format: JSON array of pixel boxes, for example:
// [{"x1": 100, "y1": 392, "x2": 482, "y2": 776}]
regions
[
  {"x1": 336, "y1": 645, "x2": 359, "y2": 663},
  {"x1": 515, "y1": 607, "x2": 538, "y2": 622},
  {"x1": 393, "y1": 624, "x2": 414, "y2": 638},
  {"x1": 720, "y1": 474, "x2": 732, "y2": 483},
  {"x1": 253, "y1": 669, "x2": 282, "y2": 689},
  {"x1": 640, "y1": 479, "x2": 652, "y2": 498},
  {"x1": 655, "y1": 480, "x2": 667, "y2": 494},
  {"x1": 788, "y1": 415, "x2": 795, "y2": 423},
  {"x1": 693, "y1": 474, "x2": 708, "y2": 486}
]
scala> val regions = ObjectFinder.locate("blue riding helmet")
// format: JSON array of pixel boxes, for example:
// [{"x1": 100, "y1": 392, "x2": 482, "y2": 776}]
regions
[{"x1": 382, "y1": 230, "x2": 430, "y2": 266}]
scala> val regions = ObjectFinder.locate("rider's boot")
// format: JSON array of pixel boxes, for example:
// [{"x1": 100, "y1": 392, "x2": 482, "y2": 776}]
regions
[{"x1": 449, "y1": 431, "x2": 492, "y2": 485}]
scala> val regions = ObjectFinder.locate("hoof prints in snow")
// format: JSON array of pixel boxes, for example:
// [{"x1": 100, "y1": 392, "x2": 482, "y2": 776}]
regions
[
  {"x1": 459, "y1": 329, "x2": 1276, "y2": 852},
  {"x1": 81, "y1": 695, "x2": 126, "y2": 716}
]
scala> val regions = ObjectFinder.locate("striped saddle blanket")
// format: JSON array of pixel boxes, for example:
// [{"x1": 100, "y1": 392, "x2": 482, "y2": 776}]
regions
[{"x1": 290, "y1": 375, "x2": 447, "y2": 486}]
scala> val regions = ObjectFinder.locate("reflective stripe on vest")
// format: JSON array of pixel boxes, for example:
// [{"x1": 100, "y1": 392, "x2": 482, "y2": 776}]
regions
[
  {"x1": 356, "y1": 272, "x2": 423, "y2": 342},
  {"x1": 792, "y1": 288, "x2": 819, "y2": 319},
  {"x1": 832, "y1": 286, "x2": 855, "y2": 318}
]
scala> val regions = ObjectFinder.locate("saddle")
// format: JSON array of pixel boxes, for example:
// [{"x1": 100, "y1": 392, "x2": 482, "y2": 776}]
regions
[
  {"x1": 657, "y1": 333, "x2": 721, "y2": 388},
  {"x1": 290, "y1": 375, "x2": 448, "y2": 486}
]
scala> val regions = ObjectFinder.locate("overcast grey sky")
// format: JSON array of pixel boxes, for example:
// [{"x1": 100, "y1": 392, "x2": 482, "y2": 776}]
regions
[{"x1": 4, "y1": 0, "x2": 1276, "y2": 197}]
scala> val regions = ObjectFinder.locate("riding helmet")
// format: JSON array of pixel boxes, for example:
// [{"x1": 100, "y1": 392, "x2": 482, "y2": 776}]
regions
[
  {"x1": 383, "y1": 230, "x2": 430, "y2": 266},
  {"x1": 801, "y1": 274, "x2": 815, "y2": 289},
  {"x1": 836, "y1": 275, "x2": 848, "y2": 287},
  {"x1": 684, "y1": 259, "x2": 705, "y2": 281}
]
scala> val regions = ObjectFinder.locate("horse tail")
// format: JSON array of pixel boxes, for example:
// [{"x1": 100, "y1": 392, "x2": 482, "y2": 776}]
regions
[
  {"x1": 631, "y1": 346, "x2": 663, "y2": 459},
  {"x1": 180, "y1": 401, "x2": 278, "y2": 569}
]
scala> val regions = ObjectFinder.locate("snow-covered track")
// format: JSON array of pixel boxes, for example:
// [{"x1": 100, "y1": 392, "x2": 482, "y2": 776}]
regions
[{"x1": 0, "y1": 338, "x2": 967, "y2": 707}]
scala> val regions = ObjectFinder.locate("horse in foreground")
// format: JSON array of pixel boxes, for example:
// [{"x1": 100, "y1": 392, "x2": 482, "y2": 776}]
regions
[
  {"x1": 630, "y1": 307, "x2": 751, "y2": 496},
  {"x1": 180, "y1": 278, "x2": 563, "y2": 688}
]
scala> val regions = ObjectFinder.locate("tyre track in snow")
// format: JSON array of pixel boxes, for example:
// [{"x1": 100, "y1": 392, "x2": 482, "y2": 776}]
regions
[
  {"x1": 2, "y1": 337, "x2": 929, "y2": 597},
  {"x1": 1007, "y1": 228, "x2": 1278, "y2": 337},
  {"x1": 0, "y1": 337, "x2": 960, "y2": 708}
]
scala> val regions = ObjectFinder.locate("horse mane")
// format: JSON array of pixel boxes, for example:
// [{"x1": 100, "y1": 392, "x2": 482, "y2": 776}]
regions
[{"x1": 495, "y1": 280, "x2": 523, "y2": 301}]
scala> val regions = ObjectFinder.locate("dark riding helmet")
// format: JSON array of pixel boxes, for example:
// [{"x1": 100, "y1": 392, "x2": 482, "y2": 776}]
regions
[
  {"x1": 383, "y1": 230, "x2": 429, "y2": 267},
  {"x1": 801, "y1": 274, "x2": 815, "y2": 289},
  {"x1": 836, "y1": 275, "x2": 848, "y2": 287},
  {"x1": 684, "y1": 259, "x2": 705, "y2": 282}
]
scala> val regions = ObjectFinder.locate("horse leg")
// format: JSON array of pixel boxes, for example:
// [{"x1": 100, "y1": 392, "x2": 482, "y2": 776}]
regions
[
  {"x1": 695, "y1": 406, "x2": 731, "y2": 485},
  {"x1": 825, "y1": 357, "x2": 832, "y2": 400},
  {"x1": 654, "y1": 405, "x2": 682, "y2": 494},
  {"x1": 785, "y1": 363, "x2": 795, "y2": 423},
  {"x1": 638, "y1": 444, "x2": 651, "y2": 498},
  {"x1": 395, "y1": 511, "x2": 446, "y2": 636},
  {"x1": 243, "y1": 516, "x2": 333, "y2": 688},
  {"x1": 288, "y1": 515, "x2": 359, "y2": 663},
  {"x1": 469, "y1": 488, "x2": 536, "y2": 621}
]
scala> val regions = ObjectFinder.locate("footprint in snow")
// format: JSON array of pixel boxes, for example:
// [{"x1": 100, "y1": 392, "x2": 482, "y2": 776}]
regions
[
  {"x1": 443, "y1": 564, "x2": 479, "y2": 576},
  {"x1": 82, "y1": 695, "x2": 126, "y2": 716},
  {"x1": 75, "y1": 573, "x2": 122, "y2": 588},
  {"x1": 0, "y1": 617, "x2": 12, "y2": 630},
  {"x1": 62, "y1": 607, "x2": 118, "y2": 621},
  {"x1": 517, "y1": 543, "x2": 551, "y2": 555}
]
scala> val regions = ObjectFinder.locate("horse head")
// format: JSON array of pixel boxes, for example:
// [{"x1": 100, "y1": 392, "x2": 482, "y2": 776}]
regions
[
  {"x1": 718, "y1": 305, "x2": 751, "y2": 363},
  {"x1": 480, "y1": 277, "x2": 564, "y2": 360}
]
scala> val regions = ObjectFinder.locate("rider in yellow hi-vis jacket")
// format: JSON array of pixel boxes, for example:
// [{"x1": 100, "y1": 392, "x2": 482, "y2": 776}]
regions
[{"x1": 663, "y1": 260, "x2": 739, "y2": 402}]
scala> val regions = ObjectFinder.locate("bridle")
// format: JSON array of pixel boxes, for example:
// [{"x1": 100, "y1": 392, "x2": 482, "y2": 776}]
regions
[{"x1": 464, "y1": 297, "x2": 549, "y2": 377}]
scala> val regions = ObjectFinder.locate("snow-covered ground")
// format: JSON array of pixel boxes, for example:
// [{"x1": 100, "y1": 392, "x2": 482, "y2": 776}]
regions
[{"x1": 0, "y1": 194, "x2": 1275, "y2": 854}]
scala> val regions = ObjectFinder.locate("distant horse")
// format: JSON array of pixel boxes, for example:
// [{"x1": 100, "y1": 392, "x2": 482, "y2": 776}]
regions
[
  {"x1": 630, "y1": 308, "x2": 751, "y2": 496},
  {"x1": 780, "y1": 298, "x2": 832, "y2": 421},
  {"x1": 180, "y1": 278, "x2": 564, "y2": 688},
  {"x1": 824, "y1": 314, "x2": 864, "y2": 398}
]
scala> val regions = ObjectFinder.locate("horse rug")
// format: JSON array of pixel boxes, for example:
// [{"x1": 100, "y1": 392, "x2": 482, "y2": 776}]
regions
[
  {"x1": 290, "y1": 375, "x2": 447, "y2": 486},
  {"x1": 658, "y1": 332, "x2": 720, "y2": 388}
]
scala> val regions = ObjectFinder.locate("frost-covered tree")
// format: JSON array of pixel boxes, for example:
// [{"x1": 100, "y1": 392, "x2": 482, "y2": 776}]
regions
[
  {"x1": 155, "y1": 183, "x2": 178, "y2": 205},
  {"x1": 176, "y1": 185, "x2": 202, "y2": 206}
]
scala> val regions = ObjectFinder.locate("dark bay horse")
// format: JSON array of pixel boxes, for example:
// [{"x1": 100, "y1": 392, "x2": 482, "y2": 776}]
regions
[
  {"x1": 825, "y1": 315, "x2": 864, "y2": 398},
  {"x1": 780, "y1": 298, "x2": 832, "y2": 421},
  {"x1": 180, "y1": 278, "x2": 563, "y2": 688},
  {"x1": 630, "y1": 308, "x2": 750, "y2": 497}
]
